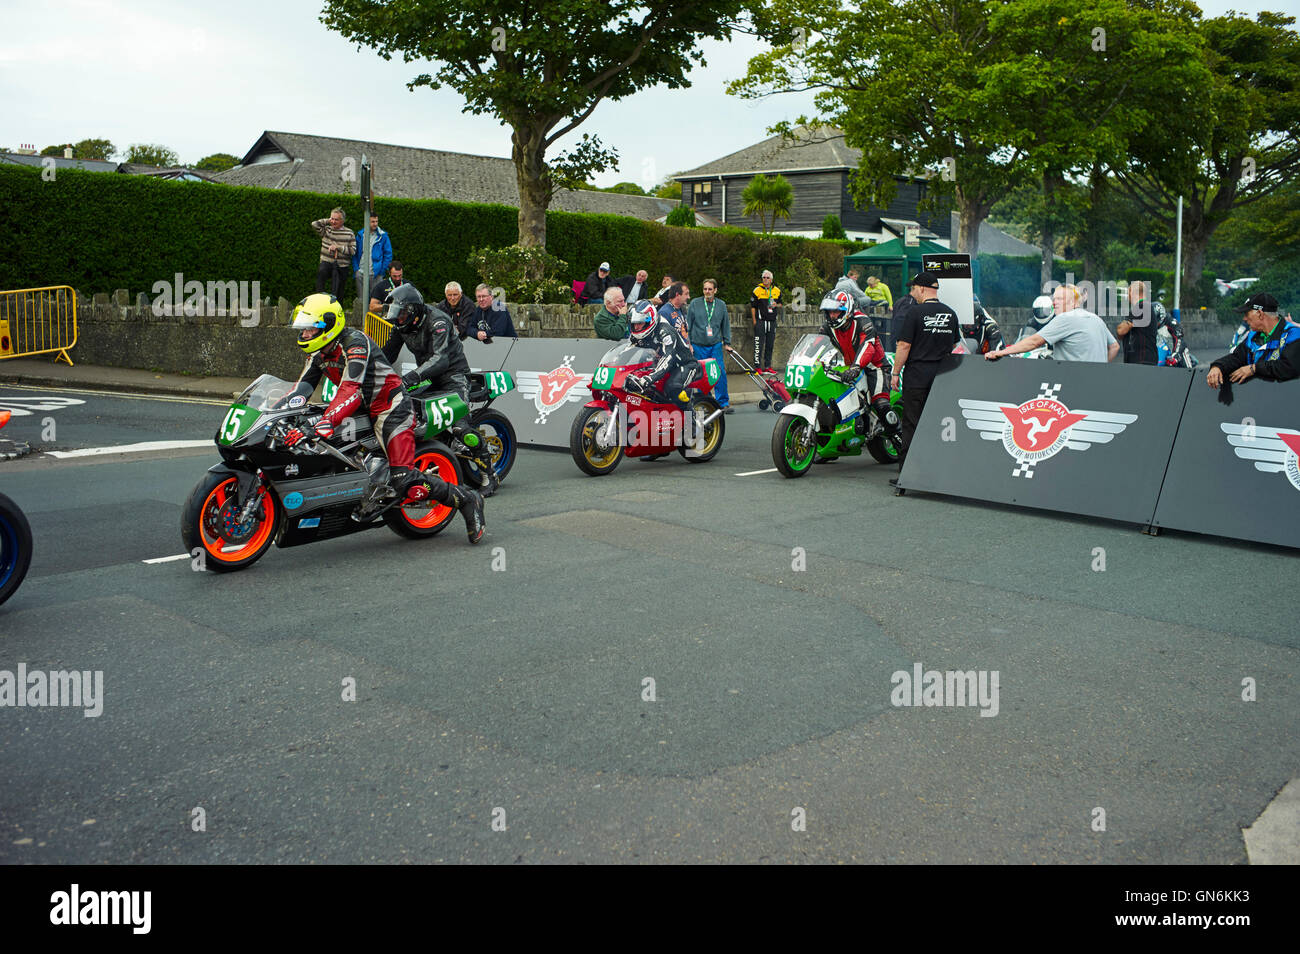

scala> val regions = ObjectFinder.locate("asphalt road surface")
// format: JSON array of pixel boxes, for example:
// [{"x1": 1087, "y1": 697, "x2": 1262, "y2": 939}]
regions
[{"x1": 0, "y1": 385, "x2": 1295, "y2": 863}]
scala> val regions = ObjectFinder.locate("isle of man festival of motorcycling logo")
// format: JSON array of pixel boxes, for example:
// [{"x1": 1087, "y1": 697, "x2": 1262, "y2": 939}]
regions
[
  {"x1": 1221, "y1": 421, "x2": 1300, "y2": 492},
  {"x1": 958, "y1": 383, "x2": 1138, "y2": 478},
  {"x1": 515, "y1": 355, "x2": 592, "y2": 424}
]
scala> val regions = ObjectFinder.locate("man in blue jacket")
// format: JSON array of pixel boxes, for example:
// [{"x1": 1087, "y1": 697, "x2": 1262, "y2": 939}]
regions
[
  {"x1": 353, "y1": 213, "x2": 393, "y2": 303},
  {"x1": 468, "y1": 284, "x2": 518, "y2": 340}
]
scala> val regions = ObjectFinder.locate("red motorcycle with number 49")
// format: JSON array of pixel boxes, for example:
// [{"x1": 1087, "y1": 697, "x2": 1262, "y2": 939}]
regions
[{"x1": 569, "y1": 342, "x2": 726, "y2": 475}]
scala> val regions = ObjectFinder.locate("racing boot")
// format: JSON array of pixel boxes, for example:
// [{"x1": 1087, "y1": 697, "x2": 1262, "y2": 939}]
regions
[
  {"x1": 452, "y1": 425, "x2": 499, "y2": 498},
  {"x1": 442, "y1": 483, "x2": 485, "y2": 544},
  {"x1": 391, "y1": 466, "x2": 433, "y2": 505},
  {"x1": 872, "y1": 397, "x2": 906, "y2": 458}
]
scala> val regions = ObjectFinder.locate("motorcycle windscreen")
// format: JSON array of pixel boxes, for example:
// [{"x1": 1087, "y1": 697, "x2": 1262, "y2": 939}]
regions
[{"x1": 598, "y1": 343, "x2": 656, "y2": 367}]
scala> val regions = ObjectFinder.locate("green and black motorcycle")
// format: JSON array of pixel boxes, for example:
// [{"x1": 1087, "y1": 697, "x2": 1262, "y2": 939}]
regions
[{"x1": 770, "y1": 334, "x2": 904, "y2": 477}]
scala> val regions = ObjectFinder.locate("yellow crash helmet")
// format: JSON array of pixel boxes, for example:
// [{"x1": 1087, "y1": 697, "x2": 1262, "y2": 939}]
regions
[{"x1": 291, "y1": 294, "x2": 346, "y2": 354}]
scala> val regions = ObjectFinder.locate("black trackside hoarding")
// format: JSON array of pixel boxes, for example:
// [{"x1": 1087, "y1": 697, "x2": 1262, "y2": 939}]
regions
[
  {"x1": 897, "y1": 355, "x2": 1193, "y2": 527},
  {"x1": 1151, "y1": 369, "x2": 1300, "y2": 549}
]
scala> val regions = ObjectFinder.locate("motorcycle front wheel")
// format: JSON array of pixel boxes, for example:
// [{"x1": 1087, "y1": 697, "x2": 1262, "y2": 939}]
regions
[
  {"x1": 0, "y1": 492, "x2": 33, "y2": 606},
  {"x1": 570, "y1": 407, "x2": 624, "y2": 476},
  {"x1": 181, "y1": 472, "x2": 280, "y2": 573},
  {"x1": 772, "y1": 414, "x2": 817, "y2": 478}
]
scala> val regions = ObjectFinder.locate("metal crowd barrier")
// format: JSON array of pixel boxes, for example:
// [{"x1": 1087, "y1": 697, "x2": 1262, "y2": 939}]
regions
[{"x1": 0, "y1": 285, "x2": 78, "y2": 365}]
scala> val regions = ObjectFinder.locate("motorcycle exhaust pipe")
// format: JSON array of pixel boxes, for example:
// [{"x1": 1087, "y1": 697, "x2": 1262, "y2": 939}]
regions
[{"x1": 699, "y1": 408, "x2": 724, "y2": 427}]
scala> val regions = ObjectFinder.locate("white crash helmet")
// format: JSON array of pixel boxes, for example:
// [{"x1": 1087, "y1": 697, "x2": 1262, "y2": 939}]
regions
[{"x1": 1030, "y1": 295, "x2": 1054, "y2": 328}]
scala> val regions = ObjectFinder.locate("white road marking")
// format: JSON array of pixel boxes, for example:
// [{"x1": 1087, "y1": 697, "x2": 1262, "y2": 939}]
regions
[
  {"x1": 0, "y1": 384, "x2": 229, "y2": 406},
  {"x1": 47, "y1": 440, "x2": 212, "y2": 459},
  {"x1": 142, "y1": 553, "x2": 192, "y2": 564},
  {"x1": 0, "y1": 395, "x2": 87, "y2": 416},
  {"x1": 734, "y1": 467, "x2": 778, "y2": 477}
]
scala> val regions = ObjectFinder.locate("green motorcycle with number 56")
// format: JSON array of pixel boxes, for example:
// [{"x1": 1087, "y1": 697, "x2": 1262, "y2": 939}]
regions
[{"x1": 771, "y1": 334, "x2": 903, "y2": 477}]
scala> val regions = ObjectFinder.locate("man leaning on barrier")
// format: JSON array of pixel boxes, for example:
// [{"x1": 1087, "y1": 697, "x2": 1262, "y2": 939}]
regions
[
  {"x1": 985, "y1": 284, "x2": 1118, "y2": 363},
  {"x1": 1207, "y1": 293, "x2": 1300, "y2": 393}
]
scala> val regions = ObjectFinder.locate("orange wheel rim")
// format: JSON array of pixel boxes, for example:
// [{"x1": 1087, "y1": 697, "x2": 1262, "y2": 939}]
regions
[
  {"x1": 402, "y1": 451, "x2": 457, "y2": 528},
  {"x1": 199, "y1": 478, "x2": 275, "y2": 563}
]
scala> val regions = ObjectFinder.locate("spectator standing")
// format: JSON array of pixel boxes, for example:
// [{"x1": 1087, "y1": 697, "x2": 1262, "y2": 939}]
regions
[
  {"x1": 582, "y1": 262, "x2": 614, "y2": 305},
  {"x1": 437, "y1": 282, "x2": 476, "y2": 340},
  {"x1": 469, "y1": 284, "x2": 517, "y2": 340},
  {"x1": 352, "y1": 213, "x2": 393, "y2": 305},
  {"x1": 749, "y1": 269, "x2": 783, "y2": 372},
  {"x1": 891, "y1": 272, "x2": 960, "y2": 482},
  {"x1": 618, "y1": 269, "x2": 651, "y2": 305},
  {"x1": 986, "y1": 285, "x2": 1118, "y2": 362},
  {"x1": 686, "y1": 278, "x2": 732, "y2": 412},
  {"x1": 833, "y1": 267, "x2": 874, "y2": 315},
  {"x1": 311, "y1": 208, "x2": 355, "y2": 300},
  {"x1": 594, "y1": 287, "x2": 630, "y2": 341},
  {"x1": 864, "y1": 274, "x2": 894, "y2": 311},
  {"x1": 1117, "y1": 281, "x2": 1184, "y2": 365},
  {"x1": 368, "y1": 261, "x2": 406, "y2": 316},
  {"x1": 658, "y1": 283, "x2": 689, "y2": 342},
  {"x1": 1207, "y1": 292, "x2": 1300, "y2": 392}
]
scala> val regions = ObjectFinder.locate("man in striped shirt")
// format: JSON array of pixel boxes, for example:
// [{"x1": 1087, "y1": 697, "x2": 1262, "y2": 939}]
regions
[{"x1": 311, "y1": 208, "x2": 356, "y2": 300}]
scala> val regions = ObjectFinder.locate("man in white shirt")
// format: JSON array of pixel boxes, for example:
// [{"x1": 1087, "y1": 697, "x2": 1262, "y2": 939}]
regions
[
  {"x1": 618, "y1": 269, "x2": 651, "y2": 305},
  {"x1": 985, "y1": 284, "x2": 1118, "y2": 363}
]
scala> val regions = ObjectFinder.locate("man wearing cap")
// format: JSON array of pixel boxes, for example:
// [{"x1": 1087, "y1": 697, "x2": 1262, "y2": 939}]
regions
[
  {"x1": 890, "y1": 272, "x2": 960, "y2": 481},
  {"x1": 1207, "y1": 293, "x2": 1300, "y2": 391},
  {"x1": 583, "y1": 262, "x2": 615, "y2": 305}
]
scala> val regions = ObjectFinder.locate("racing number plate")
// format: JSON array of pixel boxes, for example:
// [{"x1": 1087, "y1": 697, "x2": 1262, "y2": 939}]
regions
[{"x1": 590, "y1": 366, "x2": 615, "y2": 391}]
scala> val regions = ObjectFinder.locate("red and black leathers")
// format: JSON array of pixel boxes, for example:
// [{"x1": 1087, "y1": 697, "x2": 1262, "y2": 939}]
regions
[
  {"x1": 292, "y1": 326, "x2": 415, "y2": 469},
  {"x1": 818, "y1": 313, "x2": 890, "y2": 400}
]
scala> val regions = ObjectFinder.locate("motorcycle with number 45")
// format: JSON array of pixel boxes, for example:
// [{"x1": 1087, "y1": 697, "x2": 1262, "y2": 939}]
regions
[
  {"x1": 0, "y1": 410, "x2": 34, "y2": 606},
  {"x1": 181, "y1": 374, "x2": 468, "y2": 572}
]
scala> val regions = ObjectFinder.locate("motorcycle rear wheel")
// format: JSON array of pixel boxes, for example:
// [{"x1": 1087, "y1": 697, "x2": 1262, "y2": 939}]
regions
[
  {"x1": 384, "y1": 440, "x2": 462, "y2": 538},
  {"x1": 181, "y1": 472, "x2": 280, "y2": 573},
  {"x1": 680, "y1": 396, "x2": 724, "y2": 463},
  {"x1": 0, "y1": 492, "x2": 33, "y2": 606},
  {"x1": 570, "y1": 407, "x2": 623, "y2": 476},
  {"x1": 471, "y1": 408, "x2": 516, "y2": 481},
  {"x1": 867, "y1": 433, "x2": 901, "y2": 465}
]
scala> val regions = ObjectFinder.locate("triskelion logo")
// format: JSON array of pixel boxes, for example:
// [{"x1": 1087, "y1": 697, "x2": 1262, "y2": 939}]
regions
[
  {"x1": 1221, "y1": 422, "x2": 1300, "y2": 492},
  {"x1": 959, "y1": 383, "x2": 1138, "y2": 477},
  {"x1": 516, "y1": 355, "x2": 591, "y2": 424}
]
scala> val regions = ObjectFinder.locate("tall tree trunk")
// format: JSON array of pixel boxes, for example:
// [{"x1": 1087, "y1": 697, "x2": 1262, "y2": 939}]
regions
[
  {"x1": 1039, "y1": 170, "x2": 1063, "y2": 289},
  {"x1": 1080, "y1": 164, "x2": 1106, "y2": 287},
  {"x1": 512, "y1": 125, "x2": 549, "y2": 249},
  {"x1": 955, "y1": 190, "x2": 990, "y2": 257}
]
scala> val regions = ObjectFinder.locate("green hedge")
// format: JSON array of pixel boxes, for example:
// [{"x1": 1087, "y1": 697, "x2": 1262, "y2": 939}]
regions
[{"x1": 0, "y1": 164, "x2": 843, "y2": 306}]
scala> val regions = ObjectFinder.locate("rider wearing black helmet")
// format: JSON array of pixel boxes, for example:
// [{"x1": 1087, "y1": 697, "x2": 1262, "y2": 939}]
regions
[{"x1": 380, "y1": 284, "x2": 500, "y2": 496}]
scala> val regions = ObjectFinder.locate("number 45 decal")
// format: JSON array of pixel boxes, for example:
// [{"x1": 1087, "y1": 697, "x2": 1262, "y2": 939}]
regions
[
  {"x1": 428, "y1": 396, "x2": 455, "y2": 429},
  {"x1": 222, "y1": 406, "x2": 248, "y2": 442}
]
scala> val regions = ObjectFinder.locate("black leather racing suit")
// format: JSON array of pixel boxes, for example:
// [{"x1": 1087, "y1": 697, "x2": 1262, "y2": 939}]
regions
[{"x1": 380, "y1": 305, "x2": 497, "y2": 490}]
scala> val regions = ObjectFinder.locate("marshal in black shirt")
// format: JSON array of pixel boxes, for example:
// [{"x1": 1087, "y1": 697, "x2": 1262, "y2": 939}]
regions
[{"x1": 897, "y1": 299, "x2": 960, "y2": 389}]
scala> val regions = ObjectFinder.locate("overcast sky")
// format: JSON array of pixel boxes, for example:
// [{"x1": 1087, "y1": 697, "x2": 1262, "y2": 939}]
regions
[{"x1": 0, "y1": 0, "x2": 1284, "y2": 187}]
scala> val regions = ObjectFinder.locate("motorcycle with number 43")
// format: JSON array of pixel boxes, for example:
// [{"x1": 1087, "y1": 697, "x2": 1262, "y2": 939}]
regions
[
  {"x1": 0, "y1": 410, "x2": 34, "y2": 606},
  {"x1": 181, "y1": 374, "x2": 471, "y2": 572}
]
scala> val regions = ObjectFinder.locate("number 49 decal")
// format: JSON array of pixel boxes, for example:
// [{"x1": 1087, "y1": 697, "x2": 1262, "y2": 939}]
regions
[{"x1": 592, "y1": 366, "x2": 614, "y2": 389}]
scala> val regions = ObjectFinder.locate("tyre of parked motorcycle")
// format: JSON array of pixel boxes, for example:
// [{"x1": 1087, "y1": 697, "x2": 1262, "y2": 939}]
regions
[
  {"x1": 181, "y1": 471, "x2": 281, "y2": 573},
  {"x1": 0, "y1": 492, "x2": 33, "y2": 606},
  {"x1": 570, "y1": 407, "x2": 624, "y2": 476},
  {"x1": 471, "y1": 408, "x2": 517, "y2": 481},
  {"x1": 384, "y1": 440, "x2": 463, "y2": 539},
  {"x1": 867, "y1": 433, "x2": 901, "y2": 465},
  {"x1": 680, "y1": 395, "x2": 724, "y2": 463},
  {"x1": 772, "y1": 414, "x2": 816, "y2": 478}
]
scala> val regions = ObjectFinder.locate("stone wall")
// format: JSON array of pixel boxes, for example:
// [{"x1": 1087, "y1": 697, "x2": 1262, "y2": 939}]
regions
[{"x1": 3, "y1": 288, "x2": 1236, "y2": 377}]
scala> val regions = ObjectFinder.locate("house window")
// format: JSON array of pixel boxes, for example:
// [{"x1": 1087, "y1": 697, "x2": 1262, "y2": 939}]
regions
[{"x1": 693, "y1": 181, "x2": 713, "y2": 208}]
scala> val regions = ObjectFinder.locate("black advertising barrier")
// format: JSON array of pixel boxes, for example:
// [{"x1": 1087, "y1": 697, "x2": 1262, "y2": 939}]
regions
[
  {"x1": 1152, "y1": 370, "x2": 1300, "y2": 549},
  {"x1": 493, "y1": 337, "x2": 623, "y2": 448},
  {"x1": 897, "y1": 355, "x2": 1193, "y2": 526}
]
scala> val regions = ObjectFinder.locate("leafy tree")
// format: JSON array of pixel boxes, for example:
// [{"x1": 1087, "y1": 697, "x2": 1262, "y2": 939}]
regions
[
  {"x1": 654, "y1": 180, "x2": 682, "y2": 200},
  {"x1": 665, "y1": 205, "x2": 696, "y2": 227},
  {"x1": 606, "y1": 181, "x2": 648, "y2": 195},
  {"x1": 73, "y1": 138, "x2": 117, "y2": 161},
  {"x1": 321, "y1": 0, "x2": 746, "y2": 250},
  {"x1": 124, "y1": 143, "x2": 180, "y2": 167},
  {"x1": 40, "y1": 144, "x2": 70, "y2": 157},
  {"x1": 741, "y1": 172, "x2": 794, "y2": 233},
  {"x1": 1111, "y1": 12, "x2": 1300, "y2": 307},
  {"x1": 820, "y1": 214, "x2": 846, "y2": 240},
  {"x1": 195, "y1": 153, "x2": 240, "y2": 173}
]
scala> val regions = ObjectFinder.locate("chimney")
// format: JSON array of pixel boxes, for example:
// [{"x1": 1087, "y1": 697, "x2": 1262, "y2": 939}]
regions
[
  {"x1": 16, "y1": 143, "x2": 37, "y2": 156},
  {"x1": 63, "y1": 146, "x2": 73, "y2": 159}
]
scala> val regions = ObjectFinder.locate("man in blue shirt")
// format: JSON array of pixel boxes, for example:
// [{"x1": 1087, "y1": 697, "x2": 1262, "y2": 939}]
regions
[
  {"x1": 685, "y1": 278, "x2": 733, "y2": 412},
  {"x1": 353, "y1": 213, "x2": 392, "y2": 305},
  {"x1": 657, "y1": 282, "x2": 689, "y2": 341}
]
